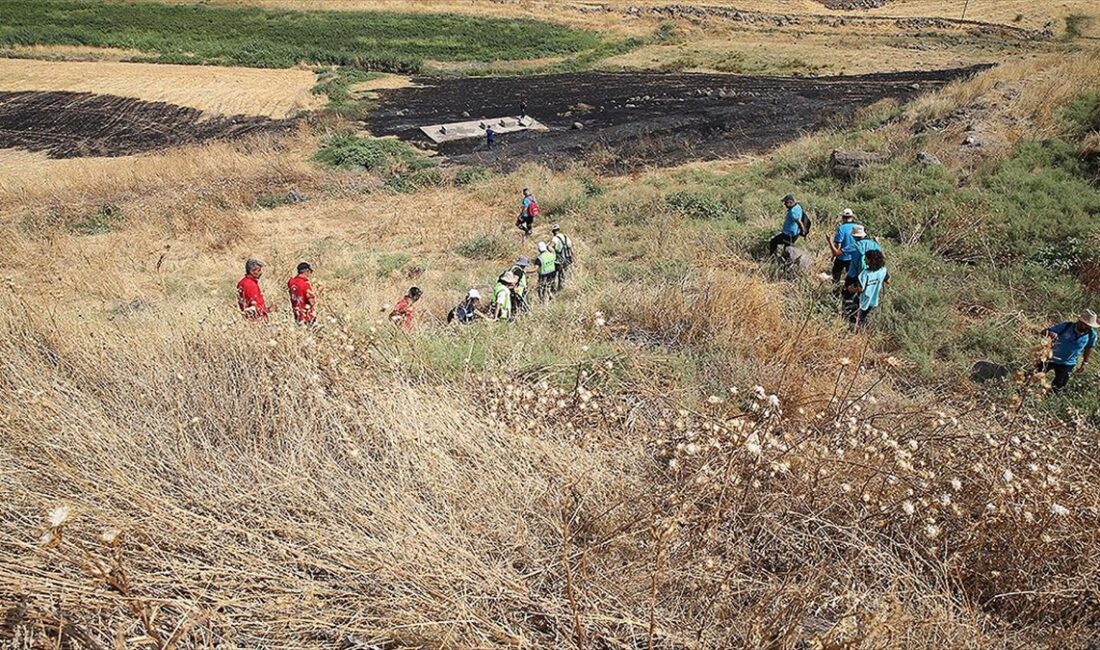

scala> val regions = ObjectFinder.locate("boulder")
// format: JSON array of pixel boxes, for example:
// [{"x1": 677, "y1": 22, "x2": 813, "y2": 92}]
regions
[
  {"x1": 572, "y1": 122, "x2": 585, "y2": 130},
  {"x1": 916, "y1": 151, "x2": 942, "y2": 166},
  {"x1": 783, "y1": 246, "x2": 815, "y2": 276},
  {"x1": 830, "y1": 149, "x2": 888, "y2": 180},
  {"x1": 970, "y1": 360, "x2": 1010, "y2": 383}
]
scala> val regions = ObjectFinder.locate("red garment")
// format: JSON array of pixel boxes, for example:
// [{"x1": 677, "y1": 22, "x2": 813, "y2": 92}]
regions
[
  {"x1": 287, "y1": 274, "x2": 315, "y2": 323},
  {"x1": 236, "y1": 275, "x2": 268, "y2": 320},
  {"x1": 392, "y1": 296, "x2": 415, "y2": 331}
]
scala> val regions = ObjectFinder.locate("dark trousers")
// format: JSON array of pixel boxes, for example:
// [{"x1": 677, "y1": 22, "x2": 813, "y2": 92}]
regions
[
  {"x1": 769, "y1": 232, "x2": 798, "y2": 255},
  {"x1": 516, "y1": 215, "x2": 533, "y2": 235},
  {"x1": 831, "y1": 258, "x2": 851, "y2": 283},
  {"x1": 848, "y1": 306, "x2": 875, "y2": 330},
  {"x1": 1037, "y1": 361, "x2": 1075, "y2": 392}
]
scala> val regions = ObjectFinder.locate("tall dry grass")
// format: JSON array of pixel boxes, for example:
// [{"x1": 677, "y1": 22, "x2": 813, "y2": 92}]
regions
[{"x1": 2, "y1": 68, "x2": 1099, "y2": 647}]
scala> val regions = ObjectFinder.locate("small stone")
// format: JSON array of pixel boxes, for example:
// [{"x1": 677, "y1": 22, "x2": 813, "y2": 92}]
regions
[
  {"x1": 572, "y1": 122, "x2": 584, "y2": 130},
  {"x1": 916, "y1": 151, "x2": 942, "y2": 166}
]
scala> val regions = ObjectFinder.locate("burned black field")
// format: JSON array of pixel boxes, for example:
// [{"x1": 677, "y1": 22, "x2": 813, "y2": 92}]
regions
[{"x1": 367, "y1": 68, "x2": 983, "y2": 170}]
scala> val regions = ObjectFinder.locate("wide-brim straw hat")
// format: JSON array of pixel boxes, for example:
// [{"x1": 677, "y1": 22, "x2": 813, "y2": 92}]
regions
[{"x1": 1079, "y1": 309, "x2": 1099, "y2": 328}]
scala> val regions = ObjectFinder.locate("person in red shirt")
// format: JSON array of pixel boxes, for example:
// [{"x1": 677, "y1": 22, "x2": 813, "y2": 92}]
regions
[
  {"x1": 389, "y1": 286, "x2": 422, "y2": 331},
  {"x1": 287, "y1": 261, "x2": 316, "y2": 324},
  {"x1": 236, "y1": 258, "x2": 269, "y2": 320}
]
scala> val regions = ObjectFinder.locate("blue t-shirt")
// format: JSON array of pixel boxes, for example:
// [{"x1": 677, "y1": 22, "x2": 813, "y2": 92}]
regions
[
  {"x1": 857, "y1": 268, "x2": 889, "y2": 311},
  {"x1": 846, "y1": 239, "x2": 882, "y2": 279},
  {"x1": 522, "y1": 195, "x2": 536, "y2": 216},
  {"x1": 834, "y1": 222, "x2": 859, "y2": 261},
  {"x1": 1048, "y1": 322, "x2": 1097, "y2": 365},
  {"x1": 782, "y1": 204, "x2": 804, "y2": 237}
]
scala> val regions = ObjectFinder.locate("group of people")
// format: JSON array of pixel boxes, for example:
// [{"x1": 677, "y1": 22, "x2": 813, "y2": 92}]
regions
[
  {"x1": 770, "y1": 193, "x2": 889, "y2": 330},
  {"x1": 235, "y1": 188, "x2": 576, "y2": 331},
  {"x1": 448, "y1": 220, "x2": 575, "y2": 325}
]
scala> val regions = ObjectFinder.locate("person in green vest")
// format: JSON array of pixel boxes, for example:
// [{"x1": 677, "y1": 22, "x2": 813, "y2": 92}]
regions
[
  {"x1": 492, "y1": 272, "x2": 518, "y2": 321},
  {"x1": 550, "y1": 224, "x2": 574, "y2": 290},
  {"x1": 534, "y1": 241, "x2": 557, "y2": 303},
  {"x1": 500, "y1": 256, "x2": 531, "y2": 315}
]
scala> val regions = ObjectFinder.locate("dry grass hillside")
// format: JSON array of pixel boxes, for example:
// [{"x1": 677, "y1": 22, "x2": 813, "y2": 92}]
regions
[{"x1": 2, "y1": 34, "x2": 1100, "y2": 646}]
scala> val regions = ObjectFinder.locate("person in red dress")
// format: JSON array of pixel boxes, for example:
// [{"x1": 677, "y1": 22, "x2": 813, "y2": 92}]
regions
[
  {"x1": 389, "y1": 286, "x2": 422, "y2": 331},
  {"x1": 236, "y1": 258, "x2": 269, "y2": 321},
  {"x1": 287, "y1": 261, "x2": 316, "y2": 325}
]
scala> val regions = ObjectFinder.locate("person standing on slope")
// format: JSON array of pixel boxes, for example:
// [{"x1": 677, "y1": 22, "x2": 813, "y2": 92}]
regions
[
  {"x1": 493, "y1": 272, "x2": 519, "y2": 321},
  {"x1": 845, "y1": 249, "x2": 889, "y2": 331},
  {"x1": 517, "y1": 188, "x2": 539, "y2": 236},
  {"x1": 841, "y1": 224, "x2": 881, "y2": 317},
  {"x1": 828, "y1": 208, "x2": 860, "y2": 283},
  {"x1": 389, "y1": 286, "x2": 422, "y2": 331},
  {"x1": 550, "y1": 224, "x2": 574, "y2": 290},
  {"x1": 769, "y1": 193, "x2": 807, "y2": 255},
  {"x1": 237, "y1": 258, "x2": 270, "y2": 321},
  {"x1": 501, "y1": 257, "x2": 531, "y2": 315},
  {"x1": 1037, "y1": 310, "x2": 1098, "y2": 392},
  {"x1": 287, "y1": 261, "x2": 316, "y2": 325},
  {"x1": 535, "y1": 241, "x2": 557, "y2": 303}
]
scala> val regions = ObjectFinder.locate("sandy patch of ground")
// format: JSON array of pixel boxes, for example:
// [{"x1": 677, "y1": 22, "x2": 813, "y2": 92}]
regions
[{"x1": 0, "y1": 58, "x2": 323, "y2": 119}]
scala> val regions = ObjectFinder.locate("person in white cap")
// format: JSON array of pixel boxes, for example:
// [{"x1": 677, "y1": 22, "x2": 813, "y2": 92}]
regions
[
  {"x1": 493, "y1": 272, "x2": 519, "y2": 321},
  {"x1": 828, "y1": 208, "x2": 860, "y2": 282},
  {"x1": 534, "y1": 241, "x2": 557, "y2": 303},
  {"x1": 840, "y1": 224, "x2": 881, "y2": 317},
  {"x1": 1037, "y1": 310, "x2": 1098, "y2": 392},
  {"x1": 447, "y1": 289, "x2": 482, "y2": 325}
]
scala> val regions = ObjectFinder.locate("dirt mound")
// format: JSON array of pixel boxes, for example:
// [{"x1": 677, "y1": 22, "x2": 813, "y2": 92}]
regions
[
  {"x1": 367, "y1": 68, "x2": 983, "y2": 171},
  {"x1": 0, "y1": 91, "x2": 297, "y2": 158}
]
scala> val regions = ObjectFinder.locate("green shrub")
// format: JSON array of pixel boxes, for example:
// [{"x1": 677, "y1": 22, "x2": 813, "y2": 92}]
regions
[
  {"x1": 376, "y1": 253, "x2": 411, "y2": 278},
  {"x1": 454, "y1": 167, "x2": 493, "y2": 187},
  {"x1": 665, "y1": 191, "x2": 743, "y2": 221},
  {"x1": 313, "y1": 134, "x2": 433, "y2": 176},
  {"x1": 70, "y1": 203, "x2": 123, "y2": 236},
  {"x1": 455, "y1": 234, "x2": 510, "y2": 260}
]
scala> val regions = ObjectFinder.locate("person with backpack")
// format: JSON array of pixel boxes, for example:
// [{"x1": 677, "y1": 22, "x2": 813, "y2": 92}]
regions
[
  {"x1": 828, "y1": 208, "x2": 860, "y2": 282},
  {"x1": 534, "y1": 241, "x2": 557, "y2": 303},
  {"x1": 769, "y1": 194, "x2": 809, "y2": 255},
  {"x1": 550, "y1": 224, "x2": 574, "y2": 289},
  {"x1": 492, "y1": 273, "x2": 519, "y2": 321},
  {"x1": 845, "y1": 249, "x2": 889, "y2": 330},
  {"x1": 447, "y1": 289, "x2": 482, "y2": 325},
  {"x1": 517, "y1": 188, "x2": 539, "y2": 236},
  {"x1": 500, "y1": 257, "x2": 531, "y2": 315},
  {"x1": 1036, "y1": 310, "x2": 1098, "y2": 392}
]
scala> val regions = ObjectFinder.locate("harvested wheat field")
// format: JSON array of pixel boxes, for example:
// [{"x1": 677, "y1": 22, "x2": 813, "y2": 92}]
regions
[
  {"x1": 0, "y1": 58, "x2": 323, "y2": 118},
  {"x1": 1, "y1": 1, "x2": 1099, "y2": 649}
]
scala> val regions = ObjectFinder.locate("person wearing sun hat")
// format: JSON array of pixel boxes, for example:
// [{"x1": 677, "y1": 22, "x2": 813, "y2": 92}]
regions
[
  {"x1": 828, "y1": 208, "x2": 860, "y2": 282},
  {"x1": 1037, "y1": 310, "x2": 1099, "y2": 392}
]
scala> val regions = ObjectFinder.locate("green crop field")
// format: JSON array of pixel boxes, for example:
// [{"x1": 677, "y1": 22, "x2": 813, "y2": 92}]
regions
[{"x1": 0, "y1": 0, "x2": 603, "y2": 72}]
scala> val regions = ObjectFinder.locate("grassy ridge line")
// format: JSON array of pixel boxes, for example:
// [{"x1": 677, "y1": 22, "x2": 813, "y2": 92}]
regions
[{"x1": 0, "y1": 0, "x2": 603, "y2": 72}]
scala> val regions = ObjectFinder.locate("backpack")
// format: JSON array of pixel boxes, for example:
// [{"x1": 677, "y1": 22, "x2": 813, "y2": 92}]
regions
[
  {"x1": 797, "y1": 204, "x2": 812, "y2": 236},
  {"x1": 527, "y1": 199, "x2": 540, "y2": 219},
  {"x1": 557, "y1": 235, "x2": 574, "y2": 264}
]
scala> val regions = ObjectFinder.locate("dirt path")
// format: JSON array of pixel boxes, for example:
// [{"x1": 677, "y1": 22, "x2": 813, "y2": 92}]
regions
[
  {"x1": 367, "y1": 67, "x2": 984, "y2": 170},
  {"x1": 0, "y1": 91, "x2": 297, "y2": 158}
]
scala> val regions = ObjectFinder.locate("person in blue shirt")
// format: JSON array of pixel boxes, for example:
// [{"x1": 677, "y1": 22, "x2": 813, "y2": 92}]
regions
[
  {"x1": 828, "y1": 208, "x2": 859, "y2": 282},
  {"x1": 768, "y1": 194, "x2": 804, "y2": 255},
  {"x1": 516, "y1": 188, "x2": 538, "y2": 236},
  {"x1": 486, "y1": 126, "x2": 496, "y2": 150},
  {"x1": 846, "y1": 249, "x2": 889, "y2": 330},
  {"x1": 1037, "y1": 310, "x2": 1098, "y2": 392},
  {"x1": 840, "y1": 224, "x2": 881, "y2": 315}
]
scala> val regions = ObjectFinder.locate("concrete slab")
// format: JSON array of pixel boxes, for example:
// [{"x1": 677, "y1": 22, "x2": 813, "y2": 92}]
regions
[{"x1": 420, "y1": 116, "x2": 547, "y2": 143}]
